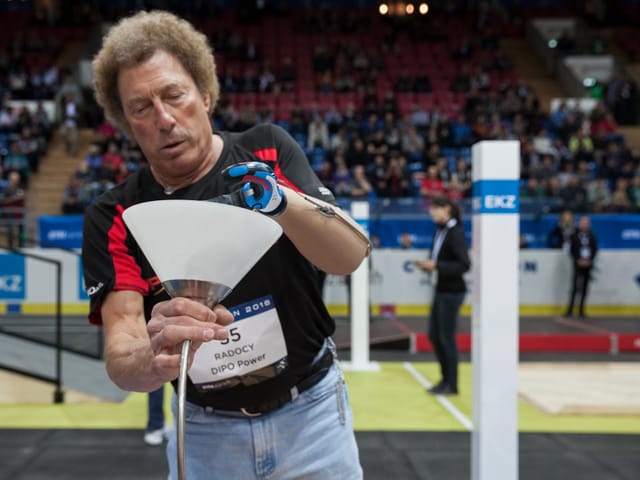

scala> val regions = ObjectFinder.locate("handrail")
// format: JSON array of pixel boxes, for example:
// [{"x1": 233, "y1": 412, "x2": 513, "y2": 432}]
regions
[
  {"x1": 0, "y1": 206, "x2": 28, "y2": 249},
  {"x1": 0, "y1": 246, "x2": 65, "y2": 403},
  {"x1": 8, "y1": 236, "x2": 104, "y2": 360}
]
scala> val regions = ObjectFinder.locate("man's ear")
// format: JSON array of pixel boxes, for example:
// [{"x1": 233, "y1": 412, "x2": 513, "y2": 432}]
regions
[{"x1": 202, "y1": 93, "x2": 211, "y2": 111}]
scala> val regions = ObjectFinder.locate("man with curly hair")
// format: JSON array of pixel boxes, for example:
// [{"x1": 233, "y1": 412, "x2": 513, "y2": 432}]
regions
[{"x1": 83, "y1": 10, "x2": 369, "y2": 480}]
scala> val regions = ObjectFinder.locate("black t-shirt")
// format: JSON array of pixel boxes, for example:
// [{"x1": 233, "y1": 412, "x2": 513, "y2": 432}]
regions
[{"x1": 82, "y1": 123, "x2": 338, "y2": 409}]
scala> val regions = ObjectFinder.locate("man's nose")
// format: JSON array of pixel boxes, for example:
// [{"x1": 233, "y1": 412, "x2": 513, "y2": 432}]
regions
[{"x1": 154, "y1": 102, "x2": 175, "y2": 130}]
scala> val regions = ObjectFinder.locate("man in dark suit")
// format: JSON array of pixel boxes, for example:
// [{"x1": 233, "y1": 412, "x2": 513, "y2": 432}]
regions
[{"x1": 565, "y1": 216, "x2": 598, "y2": 318}]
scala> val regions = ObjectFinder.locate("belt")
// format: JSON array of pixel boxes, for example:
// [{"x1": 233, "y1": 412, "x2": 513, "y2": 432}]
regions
[{"x1": 202, "y1": 346, "x2": 334, "y2": 418}]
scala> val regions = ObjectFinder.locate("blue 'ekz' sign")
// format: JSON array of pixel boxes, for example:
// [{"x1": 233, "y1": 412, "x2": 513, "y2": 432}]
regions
[
  {"x1": 472, "y1": 179, "x2": 520, "y2": 214},
  {"x1": 0, "y1": 253, "x2": 26, "y2": 299}
]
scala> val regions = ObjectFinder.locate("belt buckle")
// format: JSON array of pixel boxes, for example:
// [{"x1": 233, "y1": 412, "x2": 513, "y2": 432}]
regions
[{"x1": 239, "y1": 407, "x2": 262, "y2": 417}]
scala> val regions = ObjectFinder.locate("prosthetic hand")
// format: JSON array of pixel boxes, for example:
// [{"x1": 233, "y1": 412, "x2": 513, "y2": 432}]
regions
[{"x1": 212, "y1": 162, "x2": 287, "y2": 216}]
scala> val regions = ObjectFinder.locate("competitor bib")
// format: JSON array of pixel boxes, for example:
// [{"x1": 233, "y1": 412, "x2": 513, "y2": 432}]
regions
[{"x1": 188, "y1": 295, "x2": 288, "y2": 392}]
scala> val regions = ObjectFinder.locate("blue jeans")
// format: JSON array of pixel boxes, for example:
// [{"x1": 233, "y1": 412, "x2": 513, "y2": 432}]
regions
[
  {"x1": 166, "y1": 361, "x2": 362, "y2": 479},
  {"x1": 147, "y1": 385, "x2": 165, "y2": 432}
]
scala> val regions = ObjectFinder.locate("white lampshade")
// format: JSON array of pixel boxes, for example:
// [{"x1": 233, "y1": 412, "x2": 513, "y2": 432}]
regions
[{"x1": 122, "y1": 200, "x2": 282, "y2": 294}]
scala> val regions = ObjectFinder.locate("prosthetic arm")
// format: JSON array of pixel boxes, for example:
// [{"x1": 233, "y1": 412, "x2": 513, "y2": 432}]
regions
[{"x1": 211, "y1": 161, "x2": 371, "y2": 273}]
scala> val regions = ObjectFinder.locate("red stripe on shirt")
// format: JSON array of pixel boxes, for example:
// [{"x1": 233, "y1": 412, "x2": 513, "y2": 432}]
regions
[
  {"x1": 89, "y1": 205, "x2": 147, "y2": 325},
  {"x1": 252, "y1": 147, "x2": 304, "y2": 193},
  {"x1": 109, "y1": 205, "x2": 147, "y2": 293},
  {"x1": 273, "y1": 163, "x2": 304, "y2": 193},
  {"x1": 253, "y1": 148, "x2": 278, "y2": 162}
]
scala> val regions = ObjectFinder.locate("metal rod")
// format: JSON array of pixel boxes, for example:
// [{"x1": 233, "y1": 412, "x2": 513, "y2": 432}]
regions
[
  {"x1": 177, "y1": 338, "x2": 192, "y2": 480},
  {"x1": 54, "y1": 261, "x2": 64, "y2": 403}
]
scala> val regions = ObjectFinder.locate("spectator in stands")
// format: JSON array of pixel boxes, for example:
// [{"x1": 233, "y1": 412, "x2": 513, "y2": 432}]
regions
[
  {"x1": 349, "y1": 164, "x2": 374, "y2": 199},
  {"x1": 101, "y1": 141, "x2": 124, "y2": 182},
  {"x1": 446, "y1": 178, "x2": 465, "y2": 202},
  {"x1": 401, "y1": 125, "x2": 425, "y2": 164},
  {"x1": 381, "y1": 91, "x2": 399, "y2": 118},
  {"x1": 360, "y1": 112, "x2": 383, "y2": 140},
  {"x1": 470, "y1": 66, "x2": 491, "y2": 92},
  {"x1": 628, "y1": 176, "x2": 640, "y2": 211},
  {"x1": 520, "y1": 177, "x2": 547, "y2": 199},
  {"x1": 341, "y1": 102, "x2": 360, "y2": 136},
  {"x1": 59, "y1": 93, "x2": 79, "y2": 155},
  {"x1": 532, "y1": 128, "x2": 554, "y2": 156},
  {"x1": 316, "y1": 159, "x2": 335, "y2": 195},
  {"x1": 220, "y1": 66, "x2": 240, "y2": 93},
  {"x1": 3, "y1": 141, "x2": 29, "y2": 185},
  {"x1": 73, "y1": 159, "x2": 96, "y2": 184},
  {"x1": 0, "y1": 170, "x2": 25, "y2": 247},
  {"x1": 288, "y1": 104, "x2": 307, "y2": 135},
  {"x1": 317, "y1": 70, "x2": 334, "y2": 93},
  {"x1": 547, "y1": 209, "x2": 574, "y2": 250},
  {"x1": 18, "y1": 126, "x2": 41, "y2": 173},
  {"x1": 420, "y1": 164, "x2": 446, "y2": 199},
  {"x1": 257, "y1": 64, "x2": 276, "y2": 93},
  {"x1": 385, "y1": 125, "x2": 402, "y2": 152},
  {"x1": 61, "y1": 174, "x2": 90, "y2": 214},
  {"x1": 84, "y1": 143, "x2": 103, "y2": 177},
  {"x1": 414, "y1": 195, "x2": 470, "y2": 395},
  {"x1": 243, "y1": 67, "x2": 261, "y2": 93},
  {"x1": 335, "y1": 67, "x2": 355, "y2": 93},
  {"x1": 237, "y1": 104, "x2": 258, "y2": 129},
  {"x1": 346, "y1": 136, "x2": 368, "y2": 168},
  {"x1": 531, "y1": 154, "x2": 557, "y2": 184},
  {"x1": 565, "y1": 216, "x2": 598, "y2": 318},
  {"x1": 307, "y1": 113, "x2": 329, "y2": 150},
  {"x1": 385, "y1": 154, "x2": 412, "y2": 198},
  {"x1": 324, "y1": 105, "x2": 343, "y2": 135},
  {"x1": 33, "y1": 101, "x2": 53, "y2": 141},
  {"x1": 365, "y1": 129, "x2": 389, "y2": 158},
  {"x1": 332, "y1": 153, "x2": 353, "y2": 197},
  {"x1": 559, "y1": 174, "x2": 588, "y2": 213},
  {"x1": 278, "y1": 56, "x2": 296, "y2": 89},
  {"x1": 367, "y1": 154, "x2": 388, "y2": 196},
  {"x1": 452, "y1": 157, "x2": 472, "y2": 195},
  {"x1": 568, "y1": 129, "x2": 594, "y2": 162},
  {"x1": 398, "y1": 232, "x2": 414, "y2": 249},
  {"x1": 607, "y1": 72, "x2": 638, "y2": 126},
  {"x1": 409, "y1": 103, "x2": 429, "y2": 130},
  {"x1": 8, "y1": 64, "x2": 29, "y2": 99},
  {"x1": 57, "y1": 71, "x2": 83, "y2": 108},
  {"x1": 329, "y1": 127, "x2": 348, "y2": 151},
  {"x1": 609, "y1": 177, "x2": 633, "y2": 212},
  {"x1": 450, "y1": 114, "x2": 473, "y2": 147}
]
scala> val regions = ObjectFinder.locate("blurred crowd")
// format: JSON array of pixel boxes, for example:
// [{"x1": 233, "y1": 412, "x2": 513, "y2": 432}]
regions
[{"x1": 0, "y1": 3, "x2": 638, "y2": 217}]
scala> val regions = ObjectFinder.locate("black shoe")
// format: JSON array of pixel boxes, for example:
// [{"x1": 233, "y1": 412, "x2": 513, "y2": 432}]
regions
[
  {"x1": 427, "y1": 382, "x2": 446, "y2": 394},
  {"x1": 428, "y1": 383, "x2": 458, "y2": 395},
  {"x1": 438, "y1": 384, "x2": 458, "y2": 396}
]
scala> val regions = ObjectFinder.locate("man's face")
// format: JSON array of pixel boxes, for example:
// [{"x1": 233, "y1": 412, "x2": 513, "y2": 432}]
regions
[{"x1": 118, "y1": 50, "x2": 213, "y2": 185}]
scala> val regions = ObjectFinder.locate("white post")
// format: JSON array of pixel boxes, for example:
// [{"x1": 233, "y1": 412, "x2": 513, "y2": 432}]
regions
[
  {"x1": 471, "y1": 141, "x2": 520, "y2": 480},
  {"x1": 342, "y1": 201, "x2": 379, "y2": 372}
]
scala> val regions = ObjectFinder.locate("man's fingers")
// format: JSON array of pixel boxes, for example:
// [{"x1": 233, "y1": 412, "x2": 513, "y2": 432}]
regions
[
  {"x1": 151, "y1": 324, "x2": 227, "y2": 354},
  {"x1": 212, "y1": 304, "x2": 234, "y2": 325}
]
